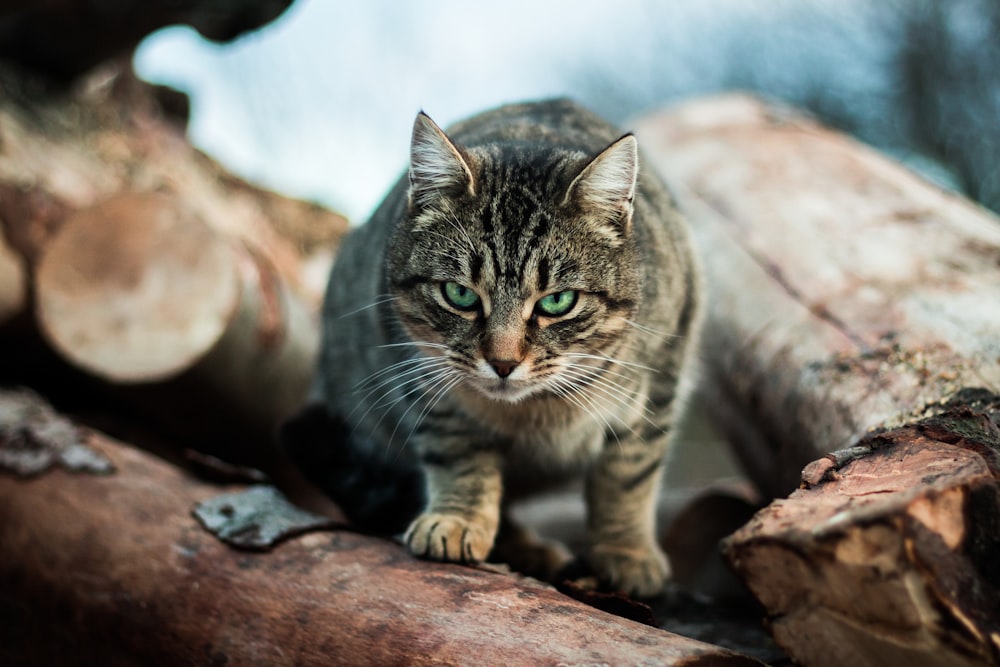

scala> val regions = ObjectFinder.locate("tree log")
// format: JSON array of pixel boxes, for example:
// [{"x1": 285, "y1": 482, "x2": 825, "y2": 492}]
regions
[
  {"x1": 635, "y1": 95, "x2": 1000, "y2": 497},
  {"x1": 0, "y1": 62, "x2": 347, "y2": 455},
  {"x1": 0, "y1": 61, "x2": 347, "y2": 309},
  {"x1": 725, "y1": 393, "x2": 1000, "y2": 667},
  {"x1": 635, "y1": 96, "x2": 1000, "y2": 665},
  {"x1": 0, "y1": 388, "x2": 762, "y2": 667},
  {"x1": 33, "y1": 192, "x2": 316, "y2": 431}
]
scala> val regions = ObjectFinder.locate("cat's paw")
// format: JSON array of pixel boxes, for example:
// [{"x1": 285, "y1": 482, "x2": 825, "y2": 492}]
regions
[
  {"x1": 405, "y1": 512, "x2": 495, "y2": 564},
  {"x1": 588, "y1": 542, "x2": 671, "y2": 598}
]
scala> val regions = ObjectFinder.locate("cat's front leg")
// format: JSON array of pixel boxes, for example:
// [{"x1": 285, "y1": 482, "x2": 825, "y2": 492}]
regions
[
  {"x1": 585, "y1": 439, "x2": 670, "y2": 598},
  {"x1": 404, "y1": 448, "x2": 502, "y2": 564}
]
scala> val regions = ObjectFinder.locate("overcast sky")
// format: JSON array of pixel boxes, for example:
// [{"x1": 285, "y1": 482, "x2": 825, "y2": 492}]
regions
[{"x1": 135, "y1": 0, "x2": 907, "y2": 221}]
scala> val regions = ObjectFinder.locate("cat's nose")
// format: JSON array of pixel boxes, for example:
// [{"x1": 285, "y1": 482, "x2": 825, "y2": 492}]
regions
[{"x1": 489, "y1": 359, "x2": 519, "y2": 378}]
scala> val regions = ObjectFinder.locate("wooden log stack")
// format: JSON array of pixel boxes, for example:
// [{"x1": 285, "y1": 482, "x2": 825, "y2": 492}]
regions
[
  {"x1": 3, "y1": 0, "x2": 999, "y2": 659},
  {"x1": 0, "y1": 60, "x2": 347, "y2": 461},
  {"x1": 635, "y1": 96, "x2": 1000, "y2": 666}
]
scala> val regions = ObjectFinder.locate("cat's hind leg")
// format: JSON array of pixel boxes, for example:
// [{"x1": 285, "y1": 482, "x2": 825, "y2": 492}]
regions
[{"x1": 489, "y1": 513, "x2": 572, "y2": 582}]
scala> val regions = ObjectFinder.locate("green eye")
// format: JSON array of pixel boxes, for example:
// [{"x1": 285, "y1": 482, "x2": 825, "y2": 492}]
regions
[
  {"x1": 536, "y1": 290, "x2": 578, "y2": 317},
  {"x1": 442, "y1": 281, "x2": 480, "y2": 311}
]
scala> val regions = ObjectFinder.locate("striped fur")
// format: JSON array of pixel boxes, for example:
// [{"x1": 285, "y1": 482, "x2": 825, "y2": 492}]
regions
[{"x1": 317, "y1": 99, "x2": 700, "y2": 597}]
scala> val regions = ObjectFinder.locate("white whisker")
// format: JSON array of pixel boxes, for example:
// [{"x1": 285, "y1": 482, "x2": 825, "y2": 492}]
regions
[
  {"x1": 548, "y1": 374, "x2": 625, "y2": 454},
  {"x1": 386, "y1": 369, "x2": 460, "y2": 455},
  {"x1": 347, "y1": 361, "x2": 451, "y2": 434},
  {"x1": 559, "y1": 366, "x2": 658, "y2": 430},
  {"x1": 378, "y1": 341, "x2": 450, "y2": 351},
  {"x1": 565, "y1": 352, "x2": 658, "y2": 373},
  {"x1": 624, "y1": 319, "x2": 683, "y2": 340},
  {"x1": 560, "y1": 365, "x2": 651, "y2": 415},
  {"x1": 399, "y1": 373, "x2": 464, "y2": 458},
  {"x1": 354, "y1": 355, "x2": 448, "y2": 389},
  {"x1": 338, "y1": 294, "x2": 398, "y2": 319},
  {"x1": 364, "y1": 361, "x2": 453, "y2": 406}
]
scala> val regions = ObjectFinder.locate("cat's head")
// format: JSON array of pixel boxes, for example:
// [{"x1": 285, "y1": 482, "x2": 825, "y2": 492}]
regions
[{"x1": 386, "y1": 111, "x2": 642, "y2": 404}]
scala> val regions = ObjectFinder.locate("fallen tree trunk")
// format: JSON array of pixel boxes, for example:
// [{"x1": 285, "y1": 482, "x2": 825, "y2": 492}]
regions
[
  {"x1": 635, "y1": 96, "x2": 1000, "y2": 666},
  {"x1": 636, "y1": 94, "x2": 1000, "y2": 497},
  {"x1": 0, "y1": 61, "x2": 347, "y2": 312},
  {"x1": 0, "y1": 388, "x2": 762, "y2": 667}
]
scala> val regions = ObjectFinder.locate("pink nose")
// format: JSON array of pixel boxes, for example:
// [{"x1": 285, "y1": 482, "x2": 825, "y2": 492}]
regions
[{"x1": 489, "y1": 359, "x2": 519, "y2": 378}]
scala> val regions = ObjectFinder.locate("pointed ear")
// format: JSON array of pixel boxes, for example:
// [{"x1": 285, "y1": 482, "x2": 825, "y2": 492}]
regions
[
  {"x1": 408, "y1": 111, "x2": 475, "y2": 209},
  {"x1": 564, "y1": 134, "x2": 638, "y2": 240}
]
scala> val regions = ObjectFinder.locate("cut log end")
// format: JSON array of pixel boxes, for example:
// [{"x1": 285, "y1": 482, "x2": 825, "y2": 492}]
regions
[
  {"x1": 0, "y1": 226, "x2": 27, "y2": 325},
  {"x1": 35, "y1": 192, "x2": 240, "y2": 382}
]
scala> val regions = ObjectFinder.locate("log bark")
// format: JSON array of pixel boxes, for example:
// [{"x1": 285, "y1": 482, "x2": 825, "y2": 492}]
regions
[
  {"x1": 635, "y1": 96, "x2": 1000, "y2": 666},
  {"x1": 635, "y1": 95, "x2": 1000, "y2": 497},
  {"x1": 0, "y1": 388, "x2": 762, "y2": 667},
  {"x1": 725, "y1": 393, "x2": 1000, "y2": 667}
]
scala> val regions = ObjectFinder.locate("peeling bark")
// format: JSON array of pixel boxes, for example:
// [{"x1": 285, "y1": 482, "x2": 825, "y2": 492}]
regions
[
  {"x1": 724, "y1": 393, "x2": 1000, "y2": 667},
  {"x1": 0, "y1": 389, "x2": 763, "y2": 667}
]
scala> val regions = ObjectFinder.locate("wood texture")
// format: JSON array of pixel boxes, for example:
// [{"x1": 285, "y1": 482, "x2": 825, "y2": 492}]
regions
[
  {"x1": 725, "y1": 393, "x2": 1000, "y2": 667},
  {"x1": 635, "y1": 95, "x2": 1000, "y2": 666},
  {"x1": 0, "y1": 61, "x2": 347, "y2": 310},
  {"x1": 0, "y1": 228, "x2": 25, "y2": 324},
  {"x1": 32, "y1": 192, "x2": 317, "y2": 429},
  {"x1": 0, "y1": 389, "x2": 762, "y2": 667},
  {"x1": 635, "y1": 95, "x2": 1000, "y2": 497},
  {"x1": 0, "y1": 62, "x2": 347, "y2": 451}
]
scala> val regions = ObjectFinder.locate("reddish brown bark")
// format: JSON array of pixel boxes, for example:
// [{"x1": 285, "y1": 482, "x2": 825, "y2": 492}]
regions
[
  {"x1": 724, "y1": 395, "x2": 1000, "y2": 667},
  {"x1": 0, "y1": 389, "x2": 762, "y2": 666}
]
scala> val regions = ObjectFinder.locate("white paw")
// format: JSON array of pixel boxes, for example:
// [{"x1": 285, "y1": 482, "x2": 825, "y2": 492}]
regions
[{"x1": 405, "y1": 512, "x2": 495, "y2": 564}]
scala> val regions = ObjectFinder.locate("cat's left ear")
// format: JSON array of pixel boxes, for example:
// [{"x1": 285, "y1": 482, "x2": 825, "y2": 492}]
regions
[
  {"x1": 564, "y1": 134, "x2": 638, "y2": 240},
  {"x1": 408, "y1": 112, "x2": 476, "y2": 210}
]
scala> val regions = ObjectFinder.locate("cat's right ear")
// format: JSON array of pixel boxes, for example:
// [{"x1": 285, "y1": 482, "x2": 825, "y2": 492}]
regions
[{"x1": 408, "y1": 112, "x2": 476, "y2": 210}]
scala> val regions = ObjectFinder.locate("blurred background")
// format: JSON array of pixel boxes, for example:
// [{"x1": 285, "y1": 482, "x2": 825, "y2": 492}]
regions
[
  {"x1": 3, "y1": 3, "x2": 1000, "y2": 661},
  {"x1": 133, "y1": 0, "x2": 1000, "y2": 224}
]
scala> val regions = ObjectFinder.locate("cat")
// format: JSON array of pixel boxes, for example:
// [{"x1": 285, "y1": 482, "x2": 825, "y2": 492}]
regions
[{"x1": 298, "y1": 99, "x2": 700, "y2": 597}]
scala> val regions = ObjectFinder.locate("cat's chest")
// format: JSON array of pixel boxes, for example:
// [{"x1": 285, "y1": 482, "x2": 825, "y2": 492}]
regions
[{"x1": 460, "y1": 395, "x2": 607, "y2": 472}]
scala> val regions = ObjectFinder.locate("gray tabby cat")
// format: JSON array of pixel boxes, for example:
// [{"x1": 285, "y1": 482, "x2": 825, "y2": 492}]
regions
[{"x1": 316, "y1": 99, "x2": 700, "y2": 597}]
